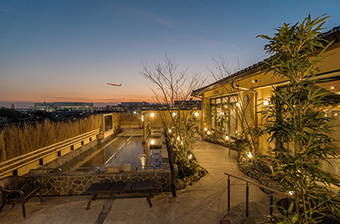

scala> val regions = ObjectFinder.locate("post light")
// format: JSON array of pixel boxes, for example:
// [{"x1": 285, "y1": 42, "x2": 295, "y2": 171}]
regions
[
  {"x1": 194, "y1": 112, "x2": 199, "y2": 117},
  {"x1": 247, "y1": 152, "x2": 253, "y2": 158},
  {"x1": 150, "y1": 112, "x2": 155, "y2": 117},
  {"x1": 207, "y1": 131, "x2": 211, "y2": 135},
  {"x1": 188, "y1": 154, "x2": 193, "y2": 160},
  {"x1": 150, "y1": 139, "x2": 155, "y2": 145}
]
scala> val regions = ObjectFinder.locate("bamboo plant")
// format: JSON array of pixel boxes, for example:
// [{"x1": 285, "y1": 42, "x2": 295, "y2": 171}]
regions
[{"x1": 258, "y1": 13, "x2": 340, "y2": 223}]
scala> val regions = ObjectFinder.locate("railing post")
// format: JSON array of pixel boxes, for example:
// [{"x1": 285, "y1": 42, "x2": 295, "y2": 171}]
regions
[
  {"x1": 246, "y1": 181, "x2": 249, "y2": 218},
  {"x1": 228, "y1": 175, "x2": 230, "y2": 211},
  {"x1": 269, "y1": 193, "x2": 273, "y2": 216}
]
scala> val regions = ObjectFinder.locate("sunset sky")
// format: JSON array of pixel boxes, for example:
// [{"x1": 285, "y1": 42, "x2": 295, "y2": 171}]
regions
[{"x1": 1, "y1": 0, "x2": 340, "y2": 108}]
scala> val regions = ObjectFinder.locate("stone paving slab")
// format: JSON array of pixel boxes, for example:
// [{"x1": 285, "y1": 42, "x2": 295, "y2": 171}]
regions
[{"x1": 0, "y1": 140, "x2": 281, "y2": 224}]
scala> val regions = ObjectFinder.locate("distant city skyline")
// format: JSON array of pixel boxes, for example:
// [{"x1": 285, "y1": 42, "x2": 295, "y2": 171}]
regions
[{"x1": 1, "y1": 0, "x2": 340, "y2": 108}]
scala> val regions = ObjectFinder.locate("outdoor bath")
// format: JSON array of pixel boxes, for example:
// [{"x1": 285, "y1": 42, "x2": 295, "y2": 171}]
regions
[{"x1": 30, "y1": 128, "x2": 171, "y2": 196}]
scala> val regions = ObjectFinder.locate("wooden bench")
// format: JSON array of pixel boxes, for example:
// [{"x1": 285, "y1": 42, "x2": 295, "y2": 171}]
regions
[{"x1": 85, "y1": 182, "x2": 153, "y2": 210}]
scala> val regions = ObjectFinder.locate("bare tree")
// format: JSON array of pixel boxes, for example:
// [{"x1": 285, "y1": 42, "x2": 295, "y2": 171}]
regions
[
  {"x1": 207, "y1": 56, "x2": 260, "y2": 160},
  {"x1": 141, "y1": 55, "x2": 206, "y2": 179}
]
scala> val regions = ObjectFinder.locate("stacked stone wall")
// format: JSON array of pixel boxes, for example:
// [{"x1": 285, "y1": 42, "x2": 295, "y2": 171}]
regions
[{"x1": 39, "y1": 169, "x2": 171, "y2": 196}]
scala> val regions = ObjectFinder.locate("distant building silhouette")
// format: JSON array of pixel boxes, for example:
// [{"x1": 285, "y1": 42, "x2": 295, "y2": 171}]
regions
[{"x1": 34, "y1": 102, "x2": 94, "y2": 112}]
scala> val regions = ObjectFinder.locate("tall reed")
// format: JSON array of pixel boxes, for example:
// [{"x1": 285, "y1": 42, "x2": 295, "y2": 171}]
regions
[{"x1": 0, "y1": 115, "x2": 102, "y2": 163}]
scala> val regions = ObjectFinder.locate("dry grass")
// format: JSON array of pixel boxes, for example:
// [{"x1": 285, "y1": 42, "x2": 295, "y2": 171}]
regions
[{"x1": 0, "y1": 115, "x2": 102, "y2": 163}]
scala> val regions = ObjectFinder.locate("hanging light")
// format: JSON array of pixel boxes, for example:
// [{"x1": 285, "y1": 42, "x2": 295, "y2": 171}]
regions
[{"x1": 150, "y1": 112, "x2": 155, "y2": 117}]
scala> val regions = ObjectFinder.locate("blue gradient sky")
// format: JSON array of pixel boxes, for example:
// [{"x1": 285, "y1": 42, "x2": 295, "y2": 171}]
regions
[{"x1": 1, "y1": 0, "x2": 339, "y2": 108}]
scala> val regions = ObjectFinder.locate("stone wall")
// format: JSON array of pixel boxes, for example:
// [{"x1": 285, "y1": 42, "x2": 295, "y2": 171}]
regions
[{"x1": 38, "y1": 169, "x2": 171, "y2": 196}]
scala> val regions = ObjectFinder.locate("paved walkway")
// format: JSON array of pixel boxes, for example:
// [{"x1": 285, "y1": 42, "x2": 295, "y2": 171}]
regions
[{"x1": 0, "y1": 140, "x2": 278, "y2": 224}]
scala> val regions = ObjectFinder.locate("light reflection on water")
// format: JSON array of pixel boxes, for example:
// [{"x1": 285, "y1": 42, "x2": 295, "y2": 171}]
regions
[{"x1": 81, "y1": 136, "x2": 161, "y2": 171}]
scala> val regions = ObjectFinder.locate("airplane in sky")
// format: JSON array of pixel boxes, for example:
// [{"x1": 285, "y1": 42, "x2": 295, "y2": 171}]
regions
[{"x1": 106, "y1": 83, "x2": 122, "y2": 87}]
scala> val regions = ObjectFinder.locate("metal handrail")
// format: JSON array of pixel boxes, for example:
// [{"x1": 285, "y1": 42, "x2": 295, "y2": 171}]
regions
[
  {"x1": 224, "y1": 172, "x2": 290, "y2": 219},
  {"x1": 0, "y1": 129, "x2": 99, "y2": 175}
]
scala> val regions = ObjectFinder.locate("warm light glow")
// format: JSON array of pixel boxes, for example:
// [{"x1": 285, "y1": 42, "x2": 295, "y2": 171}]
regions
[
  {"x1": 252, "y1": 79, "x2": 257, "y2": 83},
  {"x1": 288, "y1": 191, "x2": 294, "y2": 196},
  {"x1": 150, "y1": 139, "x2": 155, "y2": 145},
  {"x1": 188, "y1": 154, "x2": 193, "y2": 160},
  {"x1": 335, "y1": 113, "x2": 338, "y2": 116},
  {"x1": 207, "y1": 131, "x2": 211, "y2": 135},
  {"x1": 226, "y1": 136, "x2": 229, "y2": 140},
  {"x1": 168, "y1": 129, "x2": 172, "y2": 133},
  {"x1": 141, "y1": 115, "x2": 144, "y2": 122},
  {"x1": 263, "y1": 100, "x2": 269, "y2": 106},
  {"x1": 247, "y1": 152, "x2": 252, "y2": 158},
  {"x1": 235, "y1": 130, "x2": 237, "y2": 133},
  {"x1": 236, "y1": 102, "x2": 241, "y2": 107},
  {"x1": 220, "y1": 112, "x2": 224, "y2": 116},
  {"x1": 177, "y1": 136, "x2": 180, "y2": 141},
  {"x1": 331, "y1": 86, "x2": 335, "y2": 90},
  {"x1": 150, "y1": 112, "x2": 155, "y2": 117},
  {"x1": 172, "y1": 112, "x2": 176, "y2": 116},
  {"x1": 204, "y1": 127, "x2": 207, "y2": 131},
  {"x1": 181, "y1": 141, "x2": 183, "y2": 145},
  {"x1": 194, "y1": 112, "x2": 199, "y2": 117}
]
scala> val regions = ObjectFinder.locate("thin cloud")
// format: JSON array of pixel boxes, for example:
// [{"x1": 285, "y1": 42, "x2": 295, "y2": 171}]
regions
[{"x1": 139, "y1": 12, "x2": 172, "y2": 26}]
